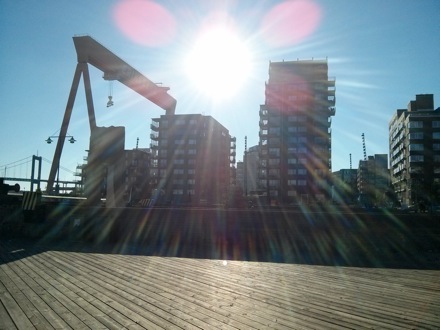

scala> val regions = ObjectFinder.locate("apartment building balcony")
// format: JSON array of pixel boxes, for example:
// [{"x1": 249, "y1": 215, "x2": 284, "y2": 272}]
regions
[
  {"x1": 328, "y1": 96, "x2": 336, "y2": 107},
  {"x1": 259, "y1": 119, "x2": 268, "y2": 128},
  {"x1": 259, "y1": 108, "x2": 269, "y2": 118},
  {"x1": 150, "y1": 132, "x2": 159, "y2": 140},
  {"x1": 150, "y1": 121, "x2": 160, "y2": 131},
  {"x1": 259, "y1": 129, "x2": 268, "y2": 138},
  {"x1": 150, "y1": 141, "x2": 158, "y2": 149}
]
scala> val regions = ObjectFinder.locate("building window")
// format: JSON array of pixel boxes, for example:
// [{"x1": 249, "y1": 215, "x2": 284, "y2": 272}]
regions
[
  {"x1": 160, "y1": 139, "x2": 168, "y2": 146},
  {"x1": 288, "y1": 169, "x2": 297, "y2": 175},
  {"x1": 288, "y1": 180, "x2": 297, "y2": 186},
  {"x1": 173, "y1": 179, "x2": 184, "y2": 185},
  {"x1": 188, "y1": 179, "x2": 195, "y2": 185},
  {"x1": 175, "y1": 149, "x2": 185, "y2": 155},
  {"x1": 188, "y1": 189, "x2": 195, "y2": 195},
  {"x1": 409, "y1": 144, "x2": 424, "y2": 151},
  {"x1": 188, "y1": 139, "x2": 197, "y2": 145},
  {"x1": 409, "y1": 132, "x2": 423, "y2": 139},
  {"x1": 173, "y1": 169, "x2": 184, "y2": 174},
  {"x1": 269, "y1": 169, "x2": 279, "y2": 176},
  {"x1": 173, "y1": 159, "x2": 184, "y2": 165},
  {"x1": 433, "y1": 144, "x2": 440, "y2": 150},
  {"x1": 433, "y1": 121, "x2": 440, "y2": 128},
  {"x1": 434, "y1": 155, "x2": 440, "y2": 162},
  {"x1": 188, "y1": 169, "x2": 195, "y2": 175},
  {"x1": 288, "y1": 127, "x2": 298, "y2": 133},
  {"x1": 269, "y1": 180, "x2": 279, "y2": 187},
  {"x1": 175, "y1": 118, "x2": 186, "y2": 125},
  {"x1": 298, "y1": 126, "x2": 307, "y2": 132},
  {"x1": 298, "y1": 180, "x2": 307, "y2": 186},
  {"x1": 174, "y1": 139, "x2": 185, "y2": 145},
  {"x1": 269, "y1": 127, "x2": 280, "y2": 135},
  {"x1": 188, "y1": 149, "x2": 196, "y2": 155},
  {"x1": 173, "y1": 189, "x2": 184, "y2": 195},
  {"x1": 408, "y1": 121, "x2": 423, "y2": 128},
  {"x1": 409, "y1": 155, "x2": 424, "y2": 162},
  {"x1": 433, "y1": 132, "x2": 440, "y2": 139},
  {"x1": 298, "y1": 169, "x2": 307, "y2": 175},
  {"x1": 288, "y1": 158, "x2": 297, "y2": 164},
  {"x1": 269, "y1": 148, "x2": 280, "y2": 156},
  {"x1": 160, "y1": 159, "x2": 167, "y2": 166},
  {"x1": 269, "y1": 159, "x2": 280, "y2": 165}
]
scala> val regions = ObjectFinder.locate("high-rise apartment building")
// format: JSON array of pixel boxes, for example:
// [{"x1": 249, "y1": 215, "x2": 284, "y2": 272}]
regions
[
  {"x1": 389, "y1": 94, "x2": 440, "y2": 207},
  {"x1": 258, "y1": 60, "x2": 336, "y2": 204},
  {"x1": 150, "y1": 114, "x2": 235, "y2": 205}
]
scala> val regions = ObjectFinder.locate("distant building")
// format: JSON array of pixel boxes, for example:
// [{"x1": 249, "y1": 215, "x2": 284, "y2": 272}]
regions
[
  {"x1": 244, "y1": 145, "x2": 260, "y2": 195},
  {"x1": 389, "y1": 94, "x2": 440, "y2": 207},
  {"x1": 357, "y1": 154, "x2": 389, "y2": 206},
  {"x1": 124, "y1": 148, "x2": 153, "y2": 204},
  {"x1": 236, "y1": 161, "x2": 244, "y2": 191},
  {"x1": 332, "y1": 169, "x2": 358, "y2": 204},
  {"x1": 150, "y1": 114, "x2": 235, "y2": 205},
  {"x1": 258, "y1": 59, "x2": 336, "y2": 204}
]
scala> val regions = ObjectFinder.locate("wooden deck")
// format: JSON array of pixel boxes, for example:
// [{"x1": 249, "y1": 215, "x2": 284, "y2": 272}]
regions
[{"x1": 1, "y1": 239, "x2": 439, "y2": 329}]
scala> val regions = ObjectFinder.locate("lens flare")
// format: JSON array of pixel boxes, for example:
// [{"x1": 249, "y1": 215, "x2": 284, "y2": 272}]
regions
[
  {"x1": 113, "y1": 0, "x2": 176, "y2": 46},
  {"x1": 261, "y1": 0, "x2": 322, "y2": 47}
]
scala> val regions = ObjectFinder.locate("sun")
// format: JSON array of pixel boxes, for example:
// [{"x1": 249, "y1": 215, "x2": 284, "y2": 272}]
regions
[{"x1": 184, "y1": 26, "x2": 252, "y2": 100}]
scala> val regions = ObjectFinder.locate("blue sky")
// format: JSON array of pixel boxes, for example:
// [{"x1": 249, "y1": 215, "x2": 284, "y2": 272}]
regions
[{"x1": 1, "y1": 0, "x2": 439, "y2": 189}]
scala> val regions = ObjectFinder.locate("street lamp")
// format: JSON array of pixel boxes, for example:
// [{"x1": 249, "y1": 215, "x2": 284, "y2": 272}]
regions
[{"x1": 46, "y1": 135, "x2": 76, "y2": 144}]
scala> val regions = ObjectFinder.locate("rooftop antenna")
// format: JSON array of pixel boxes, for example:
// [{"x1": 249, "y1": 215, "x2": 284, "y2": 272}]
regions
[
  {"x1": 349, "y1": 153, "x2": 352, "y2": 170},
  {"x1": 361, "y1": 133, "x2": 367, "y2": 161},
  {"x1": 136, "y1": 137, "x2": 139, "y2": 150},
  {"x1": 244, "y1": 136, "x2": 248, "y2": 196}
]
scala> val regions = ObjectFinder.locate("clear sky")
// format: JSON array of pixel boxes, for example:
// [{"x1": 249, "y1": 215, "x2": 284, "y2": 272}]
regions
[{"x1": 1, "y1": 0, "x2": 439, "y2": 189}]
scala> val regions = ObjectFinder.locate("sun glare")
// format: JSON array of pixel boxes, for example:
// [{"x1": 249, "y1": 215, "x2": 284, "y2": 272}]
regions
[{"x1": 184, "y1": 27, "x2": 252, "y2": 100}]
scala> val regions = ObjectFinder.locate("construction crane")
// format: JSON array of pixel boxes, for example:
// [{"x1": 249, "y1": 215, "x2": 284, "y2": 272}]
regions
[
  {"x1": 47, "y1": 35, "x2": 177, "y2": 193},
  {"x1": 361, "y1": 133, "x2": 367, "y2": 161}
]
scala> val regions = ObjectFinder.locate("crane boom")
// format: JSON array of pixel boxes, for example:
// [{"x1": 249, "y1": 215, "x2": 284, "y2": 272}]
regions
[{"x1": 73, "y1": 35, "x2": 176, "y2": 115}]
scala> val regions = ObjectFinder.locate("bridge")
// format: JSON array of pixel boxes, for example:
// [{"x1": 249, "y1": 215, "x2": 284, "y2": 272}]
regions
[{"x1": 1, "y1": 155, "x2": 80, "y2": 193}]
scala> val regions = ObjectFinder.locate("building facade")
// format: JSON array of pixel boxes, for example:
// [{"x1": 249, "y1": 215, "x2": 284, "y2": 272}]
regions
[
  {"x1": 258, "y1": 59, "x2": 336, "y2": 204},
  {"x1": 357, "y1": 154, "x2": 389, "y2": 206},
  {"x1": 244, "y1": 145, "x2": 260, "y2": 195},
  {"x1": 332, "y1": 169, "x2": 358, "y2": 204},
  {"x1": 389, "y1": 94, "x2": 440, "y2": 207},
  {"x1": 150, "y1": 114, "x2": 235, "y2": 205}
]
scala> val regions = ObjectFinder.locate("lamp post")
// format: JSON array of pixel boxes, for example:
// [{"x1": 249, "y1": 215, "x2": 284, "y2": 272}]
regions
[{"x1": 46, "y1": 134, "x2": 76, "y2": 194}]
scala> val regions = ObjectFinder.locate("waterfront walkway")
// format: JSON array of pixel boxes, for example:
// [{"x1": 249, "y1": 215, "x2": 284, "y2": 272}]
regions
[{"x1": 1, "y1": 239, "x2": 439, "y2": 329}]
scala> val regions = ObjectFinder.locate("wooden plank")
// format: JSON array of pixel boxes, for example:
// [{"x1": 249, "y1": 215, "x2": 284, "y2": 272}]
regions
[
  {"x1": 1, "y1": 239, "x2": 439, "y2": 330},
  {"x1": 0, "y1": 268, "x2": 55, "y2": 329},
  {"x1": 90, "y1": 253, "x2": 348, "y2": 329},
  {"x1": 0, "y1": 280, "x2": 36, "y2": 329},
  {"x1": 17, "y1": 254, "x2": 131, "y2": 330},
  {"x1": 0, "y1": 296, "x2": 18, "y2": 330},
  {"x1": 2, "y1": 257, "x2": 87, "y2": 329},
  {"x1": 46, "y1": 251, "x2": 239, "y2": 329},
  {"x1": 24, "y1": 255, "x2": 144, "y2": 330}
]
